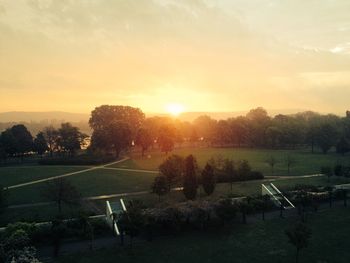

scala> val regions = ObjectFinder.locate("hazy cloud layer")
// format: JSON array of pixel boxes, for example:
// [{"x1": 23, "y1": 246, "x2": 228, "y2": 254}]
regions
[{"x1": 0, "y1": 0, "x2": 349, "y2": 114}]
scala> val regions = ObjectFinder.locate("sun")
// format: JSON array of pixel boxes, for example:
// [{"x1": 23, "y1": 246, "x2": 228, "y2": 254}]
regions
[{"x1": 166, "y1": 103, "x2": 185, "y2": 116}]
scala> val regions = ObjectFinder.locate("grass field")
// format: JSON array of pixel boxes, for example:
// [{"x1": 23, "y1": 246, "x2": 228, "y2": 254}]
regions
[
  {"x1": 54, "y1": 207, "x2": 350, "y2": 263},
  {"x1": 1, "y1": 147, "x2": 350, "y2": 225},
  {"x1": 112, "y1": 147, "x2": 350, "y2": 176},
  {"x1": 0, "y1": 166, "x2": 89, "y2": 187}
]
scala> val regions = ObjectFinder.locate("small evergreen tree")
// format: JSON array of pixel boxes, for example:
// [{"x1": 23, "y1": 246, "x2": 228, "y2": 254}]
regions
[
  {"x1": 183, "y1": 155, "x2": 198, "y2": 200},
  {"x1": 201, "y1": 163, "x2": 216, "y2": 196}
]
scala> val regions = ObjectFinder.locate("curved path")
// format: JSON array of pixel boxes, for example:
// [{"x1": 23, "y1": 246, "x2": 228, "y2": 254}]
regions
[{"x1": 7, "y1": 157, "x2": 130, "y2": 190}]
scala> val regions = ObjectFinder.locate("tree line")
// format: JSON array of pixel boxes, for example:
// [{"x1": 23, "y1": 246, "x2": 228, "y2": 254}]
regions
[
  {"x1": 1, "y1": 105, "x2": 349, "y2": 161},
  {"x1": 89, "y1": 105, "x2": 350, "y2": 157},
  {"x1": 0, "y1": 123, "x2": 87, "y2": 162}
]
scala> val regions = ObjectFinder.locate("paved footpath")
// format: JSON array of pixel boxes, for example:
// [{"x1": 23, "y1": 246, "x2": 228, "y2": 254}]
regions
[{"x1": 7, "y1": 158, "x2": 130, "y2": 190}]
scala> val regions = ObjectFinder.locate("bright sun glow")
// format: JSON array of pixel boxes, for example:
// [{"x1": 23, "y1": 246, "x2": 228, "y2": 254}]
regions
[{"x1": 166, "y1": 103, "x2": 185, "y2": 116}]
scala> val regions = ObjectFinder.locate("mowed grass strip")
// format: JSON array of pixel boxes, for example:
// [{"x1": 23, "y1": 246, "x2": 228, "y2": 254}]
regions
[
  {"x1": 54, "y1": 207, "x2": 350, "y2": 263},
  {"x1": 110, "y1": 147, "x2": 350, "y2": 176},
  {"x1": 0, "y1": 166, "x2": 90, "y2": 187}
]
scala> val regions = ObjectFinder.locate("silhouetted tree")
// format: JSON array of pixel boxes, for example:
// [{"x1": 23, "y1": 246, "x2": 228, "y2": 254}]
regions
[
  {"x1": 183, "y1": 155, "x2": 198, "y2": 200},
  {"x1": 285, "y1": 223, "x2": 311, "y2": 263},
  {"x1": 336, "y1": 137, "x2": 350, "y2": 156},
  {"x1": 201, "y1": 163, "x2": 215, "y2": 196},
  {"x1": 135, "y1": 128, "x2": 153, "y2": 157},
  {"x1": 157, "y1": 124, "x2": 176, "y2": 155},
  {"x1": 57, "y1": 123, "x2": 86, "y2": 156},
  {"x1": 315, "y1": 123, "x2": 339, "y2": 154},
  {"x1": 33, "y1": 132, "x2": 48, "y2": 157},
  {"x1": 159, "y1": 155, "x2": 184, "y2": 190},
  {"x1": 43, "y1": 126, "x2": 59, "y2": 157},
  {"x1": 10, "y1": 124, "x2": 33, "y2": 159}
]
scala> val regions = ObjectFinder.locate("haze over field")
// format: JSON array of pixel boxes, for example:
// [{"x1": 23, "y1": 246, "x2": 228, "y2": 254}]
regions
[{"x1": 1, "y1": 0, "x2": 350, "y2": 114}]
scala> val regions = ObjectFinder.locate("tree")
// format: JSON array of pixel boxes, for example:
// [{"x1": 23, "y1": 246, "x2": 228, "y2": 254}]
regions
[
  {"x1": 10, "y1": 125, "x2": 33, "y2": 159},
  {"x1": 193, "y1": 115, "x2": 217, "y2": 144},
  {"x1": 285, "y1": 222, "x2": 312, "y2": 263},
  {"x1": 0, "y1": 129, "x2": 17, "y2": 158},
  {"x1": 266, "y1": 156, "x2": 278, "y2": 175},
  {"x1": 285, "y1": 155, "x2": 297, "y2": 175},
  {"x1": 159, "y1": 155, "x2": 184, "y2": 190},
  {"x1": 157, "y1": 124, "x2": 176, "y2": 155},
  {"x1": 151, "y1": 176, "x2": 169, "y2": 201},
  {"x1": 135, "y1": 128, "x2": 153, "y2": 157},
  {"x1": 43, "y1": 126, "x2": 59, "y2": 157},
  {"x1": 89, "y1": 105, "x2": 145, "y2": 137},
  {"x1": 92, "y1": 121, "x2": 132, "y2": 158},
  {"x1": 314, "y1": 123, "x2": 339, "y2": 154},
  {"x1": 89, "y1": 105, "x2": 145, "y2": 155},
  {"x1": 223, "y1": 159, "x2": 236, "y2": 193},
  {"x1": 33, "y1": 132, "x2": 48, "y2": 157},
  {"x1": 201, "y1": 163, "x2": 216, "y2": 196},
  {"x1": 336, "y1": 137, "x2": 350, "y2": 156},
  {"x1": 183, "y1": 155, "x2": 198, "y2": 200},
  {"x1": 42, "y1": 178, "x2": 80, "y2": 214},
  {"x1": 57, "y1": 123, "x2": 86, "y2": 155}
]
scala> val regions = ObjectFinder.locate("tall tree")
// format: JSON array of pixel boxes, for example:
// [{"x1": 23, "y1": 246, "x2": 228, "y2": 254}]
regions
[
  {"x1": 223, "y1": 159, "x2": 236, "y2": 193},
  {"x1": 89, "y1": 105, "x2": 145, "y2": 138},
  {"x1": 183, "y1": 155, "x2": 198, "y2": 200},
  {"x1": 201, "y1": 163, "x2": 215, "y2": 196},
  {"x1": 135, "y1": 128, "x2": 153, "y2": 157},
  {"x1": 285, "y1": 223, "x2": 312, "y2": 263},
  {"x1": 33, "y1": 132, "x2": 48, "y2": 157}
]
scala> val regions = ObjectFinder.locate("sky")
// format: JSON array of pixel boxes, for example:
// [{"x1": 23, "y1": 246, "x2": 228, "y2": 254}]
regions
[{"x1": 0, "y1": 0, "x2": 350, "y2": 115}]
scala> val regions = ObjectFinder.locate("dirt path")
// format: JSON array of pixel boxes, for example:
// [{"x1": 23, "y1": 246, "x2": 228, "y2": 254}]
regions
[{"x1": 7, "y1": 158, "x2": 130, "y2": 190}]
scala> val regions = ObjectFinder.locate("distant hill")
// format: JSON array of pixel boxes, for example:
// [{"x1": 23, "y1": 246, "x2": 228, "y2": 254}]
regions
[{"x1": 0, "y1": 111, "x2": 89, "y2": 123}]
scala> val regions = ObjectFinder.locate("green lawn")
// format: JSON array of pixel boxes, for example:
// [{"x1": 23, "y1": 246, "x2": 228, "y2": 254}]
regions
[
  {"x1": 0, "y1": 166, "x2": 89, "y2": 187},
  {"x1": 6, "y1": 168, "x2": 157, "y2": 205},
  {"x1": 54, "y1": 207, "x2": 350, "y2": 263},
  {"x1": 111, "y1": 147, "x2": 350, "y2": 176}
]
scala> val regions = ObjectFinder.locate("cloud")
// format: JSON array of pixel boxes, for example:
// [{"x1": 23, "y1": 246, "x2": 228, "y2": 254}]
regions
[{"x1": 0, "y1": 0, "x2": 350, "y2": 113}]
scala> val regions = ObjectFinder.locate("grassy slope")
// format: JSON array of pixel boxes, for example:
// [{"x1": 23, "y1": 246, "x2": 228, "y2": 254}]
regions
[
  {"x1": 0, "y1": 166, "x2": 89, "y2": 187},
  {"x1": 6, "y1": 169, "x2": 157, "y2": 205},
  {"x1": 54, "y1": 207, "x2": 350, "y2": 263},
  {"x1": 112, "y1": 147, "x2": 350, "y2": 176}
]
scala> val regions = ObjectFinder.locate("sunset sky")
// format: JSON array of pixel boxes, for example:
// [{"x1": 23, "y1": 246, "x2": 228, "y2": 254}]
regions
[{"x1": 1, "y1": 0, "x2": 350, "y2": 115}]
